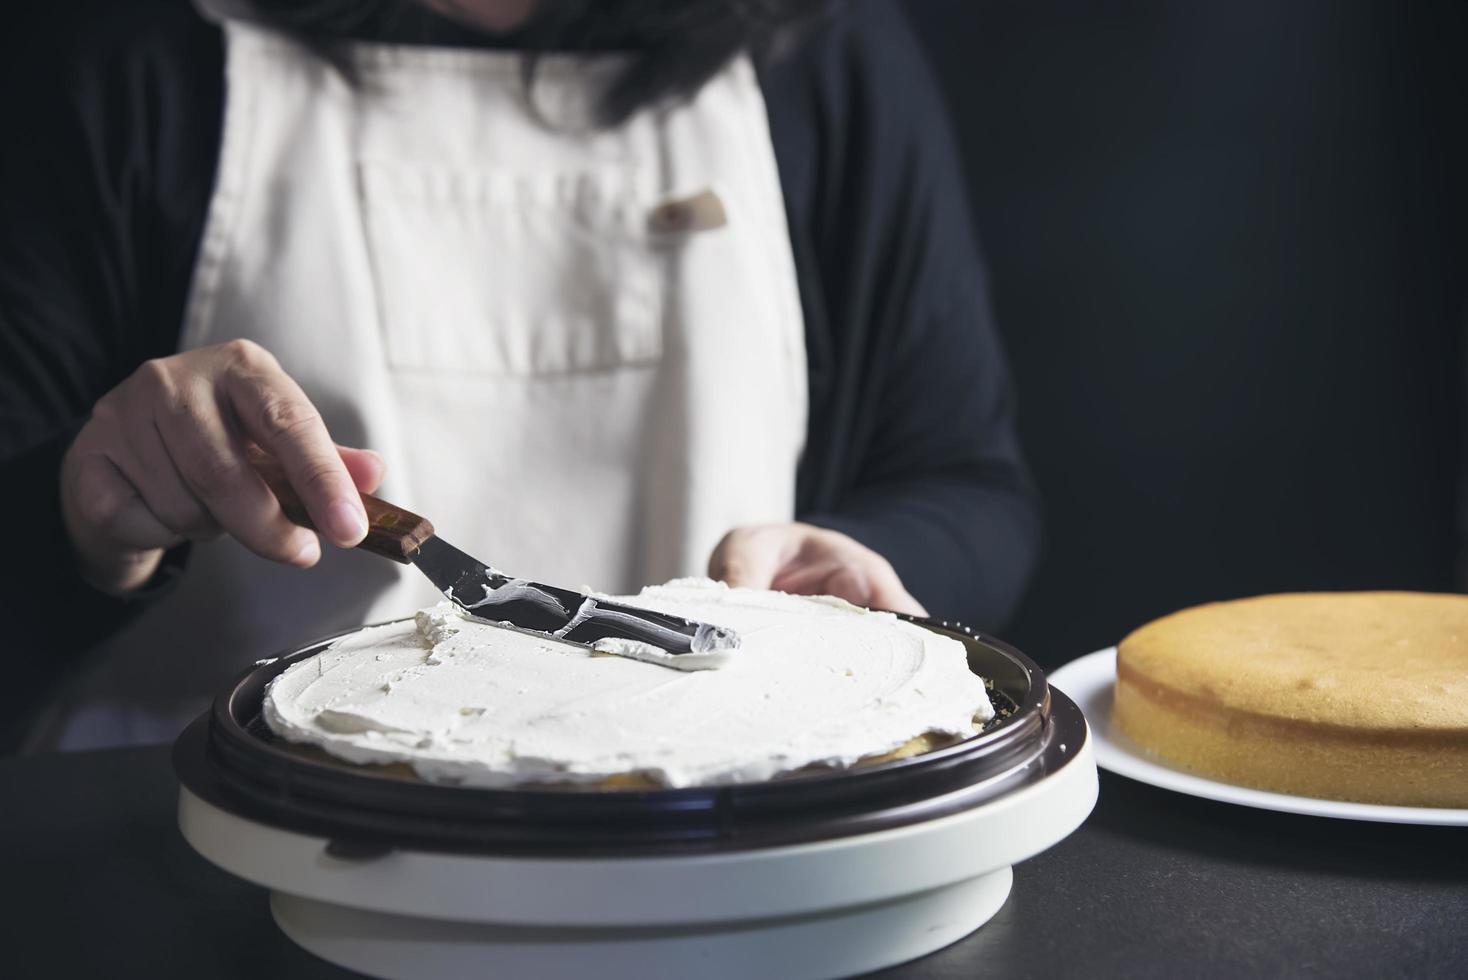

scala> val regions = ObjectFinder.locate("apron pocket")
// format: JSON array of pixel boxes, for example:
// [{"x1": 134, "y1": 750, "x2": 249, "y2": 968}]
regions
[{"x1": 358, "y1": 162, "x2": 664, "y2": 375}]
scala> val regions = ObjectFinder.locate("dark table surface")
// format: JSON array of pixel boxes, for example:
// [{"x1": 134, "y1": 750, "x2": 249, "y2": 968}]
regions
[{"x1": 4, "y1": 744, "x2": 1465, "y2": 979}]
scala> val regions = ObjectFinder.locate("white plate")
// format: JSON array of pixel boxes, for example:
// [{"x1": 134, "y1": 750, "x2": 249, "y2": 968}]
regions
[{"x1": 1048, "y1": 648, "x2": 1468, "y2": 826}]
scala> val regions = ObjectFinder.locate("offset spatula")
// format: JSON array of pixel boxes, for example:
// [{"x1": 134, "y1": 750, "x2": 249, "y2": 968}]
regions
[{"x1": 253, "y1": 457, "x2": 739, "y2": 661}]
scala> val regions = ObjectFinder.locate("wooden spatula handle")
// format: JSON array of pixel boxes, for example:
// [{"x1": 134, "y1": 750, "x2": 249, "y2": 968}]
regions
[{"x1": 249, "y1": 450, "x2": 435, "y2": 564}]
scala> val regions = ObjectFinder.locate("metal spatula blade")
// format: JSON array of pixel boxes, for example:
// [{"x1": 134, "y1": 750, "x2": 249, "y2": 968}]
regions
[
  {"x1": 253, "y1": 454, "x2": 739, "y2": 658},
  {"x1": 411, "y1": 535, "x2": 739, "y2": 655}
]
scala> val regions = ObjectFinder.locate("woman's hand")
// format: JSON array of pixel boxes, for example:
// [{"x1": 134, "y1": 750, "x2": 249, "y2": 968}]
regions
[
  {"x1": 707, "y1": 522, "x2": 928, "y2": 616},
  {"x1": 60, "y1": 339, "x2": 384, "y2": 595}
]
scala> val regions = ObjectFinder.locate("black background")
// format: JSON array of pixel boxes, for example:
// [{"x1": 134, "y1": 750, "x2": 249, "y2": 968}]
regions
[{"x1": 906, "y1": 0, "x2": 1467, "y2": 667}]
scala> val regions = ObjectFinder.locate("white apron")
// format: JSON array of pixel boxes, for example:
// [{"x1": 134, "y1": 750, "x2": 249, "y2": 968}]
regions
[{"x1": 47, "y1": 7, "x2": 806, "y2": 749}]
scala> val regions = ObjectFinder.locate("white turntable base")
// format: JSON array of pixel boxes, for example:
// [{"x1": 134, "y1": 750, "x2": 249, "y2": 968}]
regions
[
  {"x1": 180, "y1": 739, "x2": 1094, "y2": 980},
  {"x1": 270, "y1": 868, "x2": 1012, "y2": 980}
]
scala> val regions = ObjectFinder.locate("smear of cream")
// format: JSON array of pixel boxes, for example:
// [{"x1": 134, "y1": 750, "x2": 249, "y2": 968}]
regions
[
  {"x1": 263, "y1": 578, "x2": 992, "y2": 789},
  {"x1": 589, "y1": 635, "x2": 735, "y2": 671}
]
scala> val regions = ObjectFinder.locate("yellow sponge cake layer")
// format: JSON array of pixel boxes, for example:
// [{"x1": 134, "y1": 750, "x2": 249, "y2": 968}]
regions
[{"x1": 1114, "y1": 592, "x2": 1468, "y2": 807}]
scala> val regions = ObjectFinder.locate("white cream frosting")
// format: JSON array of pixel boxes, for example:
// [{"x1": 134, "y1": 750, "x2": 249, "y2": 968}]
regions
[{"x1": 263, "y1": 578, "x2": 994, "y2": 788}]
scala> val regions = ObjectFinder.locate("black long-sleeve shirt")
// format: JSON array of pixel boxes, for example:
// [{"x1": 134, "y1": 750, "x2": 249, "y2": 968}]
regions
[{"x1": 0, "y1": 0, "x2": 1039, "y2": 742}]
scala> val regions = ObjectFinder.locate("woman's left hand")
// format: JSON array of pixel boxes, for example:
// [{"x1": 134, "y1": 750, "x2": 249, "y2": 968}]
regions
[{"x1": 707, "y1": 522, "x2": 928, "y2": 616}]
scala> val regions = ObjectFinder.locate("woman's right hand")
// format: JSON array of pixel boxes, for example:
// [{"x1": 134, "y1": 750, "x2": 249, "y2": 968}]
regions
[{"x1": 60, "y1": 339, "x2": 384, "y2": 595}]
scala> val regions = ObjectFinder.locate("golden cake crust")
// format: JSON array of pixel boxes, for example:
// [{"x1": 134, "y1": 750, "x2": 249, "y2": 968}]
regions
[{"x1": 1113, "y1": 592, "x2": 1468, "y2": 807}]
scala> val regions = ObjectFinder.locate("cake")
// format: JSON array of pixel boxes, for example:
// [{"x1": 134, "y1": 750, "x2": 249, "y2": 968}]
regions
[
  {"x1": 1113, "y1": 592, "x2": 1468, "y2": 807},
  {"x1": 263, "y1": 578, "x2": 994, "y2": 789}
]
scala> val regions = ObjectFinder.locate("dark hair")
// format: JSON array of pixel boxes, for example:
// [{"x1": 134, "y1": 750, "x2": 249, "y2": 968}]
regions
[{"x1": 248, "y1": 0, "x2": 830, "y2": 125}]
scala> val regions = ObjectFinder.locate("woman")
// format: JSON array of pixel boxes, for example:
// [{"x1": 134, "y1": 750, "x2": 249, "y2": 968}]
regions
[{"x1": 0, "y1": 0, "x2": 1039, "y2": 750}]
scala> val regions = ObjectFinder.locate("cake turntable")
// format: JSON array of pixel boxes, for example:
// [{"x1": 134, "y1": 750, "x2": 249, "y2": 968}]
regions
[{"x1": 174, "y1": 619, "x2": 1096, "y2": 979}]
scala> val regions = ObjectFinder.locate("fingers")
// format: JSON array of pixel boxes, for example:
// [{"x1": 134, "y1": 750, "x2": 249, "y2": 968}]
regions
[
  {"x1": 60, "y1": 450, "x2": 172, "y2": 594},
  {"x1": 769, "y1": 558, "x2": 849, "y2": 595},
  {"x1": 849, "y1": 563, "x2": 927, "y2": 617},
  {"x1": 67, "y1": 451, "x2": 180, "y2": 552},
  {"x1": 805, "y1": 530, "x2": 926, "y2": 615},
  {"x1": 338, "y1": 446, "x2": 386, "y2": 495},
  {"x1": 220, "y1": 340, "x2": 367, "y2": 548},
  {"x1": 711, "y1": 522, "x2": 928, "y2": 617},
  {"x1": 115, "y1": 412, "x2": 222, "y2": 543},
  {"x1": 152, "y1": 379, "x2": 321, "y2": 566},
  {"x1": 61, "y1": 342, "x2": 380, "y2": 590},
  {"x1": 708, "y1": 525, "x2": 799, "y2": 589}
]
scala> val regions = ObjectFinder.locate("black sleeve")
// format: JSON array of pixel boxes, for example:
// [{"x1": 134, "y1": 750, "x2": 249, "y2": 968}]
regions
[
  {"x1": 761, "y1": 0, "x2": 1041, "y2": 629},
  {"x1": 0, "y1": 0, "x2": 221, "y2": 735}
]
